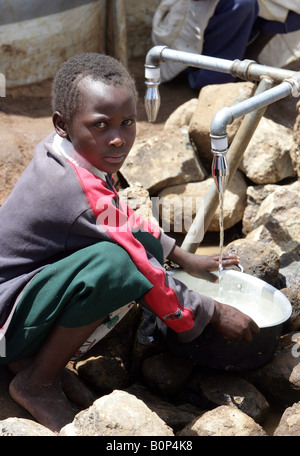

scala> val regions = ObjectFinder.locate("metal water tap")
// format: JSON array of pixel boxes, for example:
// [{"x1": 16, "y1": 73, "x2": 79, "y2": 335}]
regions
[
  {"x1": 210, "y1": 134, "x2": 229, "y2": 194},
  {"x1": 144, "y1": 64, "x2": 161, "y2": 122}
]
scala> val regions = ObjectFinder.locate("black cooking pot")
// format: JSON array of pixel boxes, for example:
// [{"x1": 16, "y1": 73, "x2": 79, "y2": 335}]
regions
[{"x1": 164, "y1": 269, "x2": 292, "y2": 371}]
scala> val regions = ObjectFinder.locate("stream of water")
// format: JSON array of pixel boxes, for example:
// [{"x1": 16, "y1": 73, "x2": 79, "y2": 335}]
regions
[{"x1": 218, "y1": 192, "x2": 224, "y2": 297}]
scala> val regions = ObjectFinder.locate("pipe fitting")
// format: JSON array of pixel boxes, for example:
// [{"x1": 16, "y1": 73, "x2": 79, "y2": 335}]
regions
[
  {"x1": 231, "y1": 59, "x2": 256, "y2": 80},
  {"x1": 210, "y1": 107, "x2": 234, "y2": 137},
  {"x1": 145, "y1": 45, "x2": 168, "y2": 67},
  {"x1": 284, "y1": 76, "x2": 300, "y2": 97}
]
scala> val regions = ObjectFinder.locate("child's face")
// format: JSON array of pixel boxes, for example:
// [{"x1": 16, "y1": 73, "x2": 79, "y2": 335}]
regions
[{"x1": 54, "y1": 77, "x2": 137, "y2": 174}]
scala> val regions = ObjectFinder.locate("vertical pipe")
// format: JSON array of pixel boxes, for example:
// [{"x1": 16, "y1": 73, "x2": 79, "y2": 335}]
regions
[
  {"x1": 108, "y1": 0, "x2": 128, "y2": 68},
  {"x1": 181, "y1": 77, "x2": 274, "y2": 253}
]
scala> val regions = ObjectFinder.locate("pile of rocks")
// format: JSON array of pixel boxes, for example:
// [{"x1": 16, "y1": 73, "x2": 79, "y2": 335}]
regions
[
  {"x1": 1, "y1": 299, "x2": 300, "y2": 436},
  {"x1": 121, "y1": 81, "x2": 298, "y2": 237},
  {"x1": 1, "y1": 81, "x2": 300, "y2": 436}
]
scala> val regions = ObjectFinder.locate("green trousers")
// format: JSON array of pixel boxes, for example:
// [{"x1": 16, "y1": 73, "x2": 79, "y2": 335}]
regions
[{"x1": 2, "y1": 233, "x2": 162, "y2": 365}]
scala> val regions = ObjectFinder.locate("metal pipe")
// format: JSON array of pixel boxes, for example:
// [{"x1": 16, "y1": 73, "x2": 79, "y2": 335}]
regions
[
  {"x1": 144, "y1": 46, "x2": 300, "y2": 252},
  {"x1": 146, "y1": 46, "x2": 235, "y2": 75},
  {"x1": 144, "y1": 46, "x2": 300, "y2": 125},
  {"x1": 112, "y1": 0, "x2": 128, "y2": 68},
  {"x1": 210, "y1": 80, "x2": 299, "y2": 136},
  {"x1": 181, "y1": 77, "x2": 274, "y2": 252},
  {"x1": 183, "y1": 76, "x2": 300, "y2": 251},
  {"x1": 145, "y1": 46, "x2": 297, "y2": 83}
]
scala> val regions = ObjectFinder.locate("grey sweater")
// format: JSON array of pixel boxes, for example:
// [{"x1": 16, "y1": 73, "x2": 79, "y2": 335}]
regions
[{"x1": 0, "y1": 132, "x2": 214, "y2": 341}]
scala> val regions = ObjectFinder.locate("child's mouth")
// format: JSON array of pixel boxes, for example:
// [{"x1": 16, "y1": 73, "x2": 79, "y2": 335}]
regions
[{"x1": 104, "y1": 155, "x2": 125, "y2": 164}]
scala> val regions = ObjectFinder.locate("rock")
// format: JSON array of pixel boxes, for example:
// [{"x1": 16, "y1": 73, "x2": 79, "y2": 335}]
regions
[
  {"x1": 280, "y1": 260, "x2": 300, "y2": 291},
  {"x1": 238, "y1": 117, "x2": 295, "y2": 184},
  {"x1": 141, "y1": 352, "x2": 194, "y2": 396},
  {"x1": 0, "y1": 417, "x2": 56, "y2": 436},
  {"x1": 225, "y1": 238, "x2": 280, "y2": 287},
  {"x1": 281, "y1": 288, "x2": 300, "y2": 332},
  {"x1": 189, "y1": 81, "x2": 255, "y2": 172},
  {"x1": 245, "y1": 332, "x2": 300, "y2": 411},
  {"x1": 187, "y1": 370, "x2": 270, "y2": 424},
  {"x1": 177, "y1": 405, "x2": 267, "y2": 436},
  {"x1": 126, "y1": 383, "x2": 202, "y2": 433},
  {"x1": 60, "y1": 390, "x2": 174, "y2": 436},
  {"x1": 131, "y1": 308, "x2": 166, "y2": 380},
  {"x1": 290, "y1": 101, "x2": 300, "y2": 179},
  {"x1": 157, "y1": 170, "x2": 247, "y2": 233},
  {"x1": 246, "y1": 181, "x2": 300, "y2": 258},
  {"x1": 242, "y1": 184, "x2": 280, "y2": 235},
  {"x1": 164, "y1": 98, "x2": 198, "y2": 131},
  {"x1": 274, "y1": 401, "x2": 300, "y2": 436},
  {"x1": 119, "y1": 182, "x2": 159, "y2": 226},
  {"x1": 120, "y1": 127, "x2": 206, "y2": 195},
  {"x1": 75, "y1": 304, "x2": 143, "y2": 393},
  {"x1": 76, "y1": 355, "x2": 130, "y2": 394}
]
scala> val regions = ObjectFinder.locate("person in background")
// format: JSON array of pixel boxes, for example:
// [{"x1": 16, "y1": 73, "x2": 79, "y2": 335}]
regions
[{"x1": 152, "y1": 0, "x2": 300, "y2": 90}]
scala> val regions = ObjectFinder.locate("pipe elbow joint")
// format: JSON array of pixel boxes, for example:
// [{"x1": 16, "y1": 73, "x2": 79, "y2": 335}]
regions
[
  {"x1": 210, "y1": 106, "x2": 234, "y2": 137},
  {"x1": 285, "y1": 74, "x2": 300, "y2": 97},
  {"x1": 145, "y1": 45, "x2": 168, "y2": 67}
]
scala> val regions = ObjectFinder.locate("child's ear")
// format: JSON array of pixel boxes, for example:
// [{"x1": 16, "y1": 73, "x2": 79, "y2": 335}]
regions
[{"x1": 52, "y1": 111, "x2": 68, "y2": 138}]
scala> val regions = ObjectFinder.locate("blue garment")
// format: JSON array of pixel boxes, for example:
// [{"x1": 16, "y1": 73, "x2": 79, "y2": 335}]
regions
[
  {"x1": 187, "y1": 0, "x2": 300, "y2": 89},
  {"x1": 254, "y1": 10, "x2": 300, "y2": 35},
  {"x1": 187, "y1": 0, "x2": 259, "y2": 89}
]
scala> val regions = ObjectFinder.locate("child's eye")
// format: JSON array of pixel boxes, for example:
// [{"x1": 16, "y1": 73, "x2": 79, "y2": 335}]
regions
[
  {"x1": 123, "y1": 119, "x2": 135, "y2": 127},
  {"x1": 95, "y1": 121, "x2": 106, "y2": 129}
]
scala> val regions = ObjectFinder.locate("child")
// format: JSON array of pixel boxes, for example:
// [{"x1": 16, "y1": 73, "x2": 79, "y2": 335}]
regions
[{"x1": 0, "y1": 53, "x2": 259, "y2": 433}]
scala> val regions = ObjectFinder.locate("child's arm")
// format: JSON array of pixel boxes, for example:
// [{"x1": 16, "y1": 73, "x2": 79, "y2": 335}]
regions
[
  {"x1": 167, "y1": 244, "x2": 239, "y2": 282},
  {"x1": 168, "y1": 244, "x2": 259, "y2": 342}
]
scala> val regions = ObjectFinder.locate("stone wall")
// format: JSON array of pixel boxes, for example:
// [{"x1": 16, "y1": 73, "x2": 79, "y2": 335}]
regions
[{"x1": 125, "y1": 0, "x2": 160, "y2": 58}]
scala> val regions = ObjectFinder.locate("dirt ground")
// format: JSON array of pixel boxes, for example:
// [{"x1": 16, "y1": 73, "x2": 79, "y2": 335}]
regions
[{"x1": 0, "y1": 55, "x2": 299, "y2": 250}]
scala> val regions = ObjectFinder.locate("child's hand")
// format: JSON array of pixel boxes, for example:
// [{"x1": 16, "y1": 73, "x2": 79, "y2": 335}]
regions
[
  {"x1": 183, "y1": 252, "x2": 240, "y2": 282},
  {"x1": 211, "y1": 300, "x2": 260, "y2": 342},
  {"x1": 167, "y1": 246, "x2": 240, "y2": 282}
]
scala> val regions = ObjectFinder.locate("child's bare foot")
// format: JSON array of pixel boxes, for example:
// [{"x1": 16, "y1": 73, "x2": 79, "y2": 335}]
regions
[
  {"x1": 9, "y1": 359, "x2": 96, "y2": 410},
  {"x1": 9, "y1": 367, "x2": 77, "y2": 434},
  {"x1": 60, "y1": 368, "x2": 97, "y2": 409}
]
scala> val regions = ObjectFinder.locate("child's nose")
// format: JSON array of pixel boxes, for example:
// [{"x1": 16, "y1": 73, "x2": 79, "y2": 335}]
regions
[{"x1": 108, "y1": 133, "x2": 125, "y2": 147}]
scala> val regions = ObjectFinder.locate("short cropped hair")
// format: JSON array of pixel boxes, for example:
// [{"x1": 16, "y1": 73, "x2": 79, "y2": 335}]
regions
[{"x1": 52, "y1": 53, "x2": 138, "y2": 121}]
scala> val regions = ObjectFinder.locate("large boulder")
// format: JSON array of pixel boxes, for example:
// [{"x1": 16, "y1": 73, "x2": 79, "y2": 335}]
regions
[
  {"x1": 246, "y1": 181, "x2": 300, "y2": 257},
  {"x1": 164, "y1": 98, "x2": 199, "y2": 131},
  {"x1": 238, "y1": 117, "x2": 295, "y2": 184},
  {"x1": 242, "y1": 184, "x2": 280, "y2": 235},
  {"x1": 0, "y1": 417, "x2": 55, "y2": 436},
  {"x1": 187, "y1": 370, "x2": 270, "y2": 424},
  {"x1": 156, "y1": 170, "x2": 247, "y2": 233},
  {"x1": 274, "y1": 401, "x2": 300, "y2": 436},
  {"x1": 225, "y1": 238, "x2": 280, "y2": 287},
  {"x1": 245, "y1": 332, "x2": 300, "y2": 411},
  {"x1": 60, "y1": 390, "x2": 174, "y2": 436},
  {"x1": 121, "y1": 127, "x2": 206, "y2": 195},
  {"x1": 177, "y1": 405, "x2": 266, "y2": 436},
  {"x1": 189, "y1": 81, "x2": 255, "y2": 172}
]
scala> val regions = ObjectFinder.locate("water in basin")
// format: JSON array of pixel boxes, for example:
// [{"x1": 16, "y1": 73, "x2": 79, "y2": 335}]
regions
[{"x1": 169, "y1": 269, "x2": 292, "y2": 328}]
